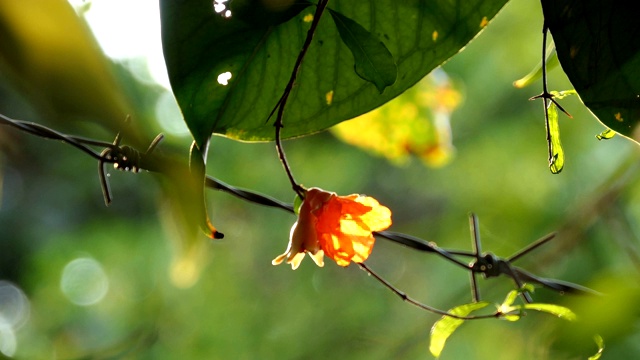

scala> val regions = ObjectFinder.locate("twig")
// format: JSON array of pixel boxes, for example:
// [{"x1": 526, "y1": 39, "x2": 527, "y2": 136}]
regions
[
  {"x1": 269, "y1": 0, "x2": 330, "y2": 199},
  {"x1": 357, "y1": 262, "x2": 499, "y2": 320},
  {"x1": 529, "y1": 23, "x2": 572, "y2": 168}
]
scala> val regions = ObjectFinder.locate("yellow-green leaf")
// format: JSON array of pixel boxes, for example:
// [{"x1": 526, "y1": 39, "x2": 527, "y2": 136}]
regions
[
  {"x1": 501, "y1": 289, "x2": 520, "y2": 307},
  {"x1": 523, "y1": 303, "x2": 577, "y2": 321},
  {"x1": 588, "y1": 335, "x2": 605, "y2": 360},
  {"x1": 596, "y1": 129, "x2": 616, "y2": 141},
  {"x1": 548, "y1": 102, "x2": 565, "y2": 174},
  {"x1": 514, "y1": 50, "x2": 559, "y2": 88},
  {"x1": 429, "y1": 301, "x2": 490, "y2": 358}
]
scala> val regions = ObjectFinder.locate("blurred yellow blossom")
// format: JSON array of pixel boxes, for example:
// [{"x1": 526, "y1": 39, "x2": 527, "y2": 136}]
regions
[
  {"x1": 272, "y1": 187, "x2": 392, "y2": 269},
  {"x1": 332, "y1": 69, "x2": 462, "y2": 167}
]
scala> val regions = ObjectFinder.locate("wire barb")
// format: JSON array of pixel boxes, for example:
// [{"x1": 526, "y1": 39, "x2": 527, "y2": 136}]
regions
[
  {"x1": 99, "y1": 133, "x2": 164, "y2": 206},
  {"x1": 465, "y1": 213, "x2": 600, "y2": 303}
]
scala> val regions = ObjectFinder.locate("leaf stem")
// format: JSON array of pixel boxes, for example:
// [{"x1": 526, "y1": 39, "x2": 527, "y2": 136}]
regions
[
  {"x1": 541, "y1": 24, "x2": 554, "y2": 167},
  {"x1": 271, "y1": 0, "x2": 330, "y2": 199},
  {"x1": 530, "y1": 23, "x2": 572, "y2": 169}
]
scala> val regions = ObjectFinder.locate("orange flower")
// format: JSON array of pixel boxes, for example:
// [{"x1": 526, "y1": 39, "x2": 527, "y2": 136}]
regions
[{"x1": 272, "y1": 187, "x2": 392, "y2": 269}]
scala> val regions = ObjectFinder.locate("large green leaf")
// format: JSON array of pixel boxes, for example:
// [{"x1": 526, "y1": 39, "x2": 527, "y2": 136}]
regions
[
  {"x1": 160, "y1": 0, "x2": 508, "y2": 147},
  {"x1": 541, "y1": 0, "x2": 640, "y2": 143}
]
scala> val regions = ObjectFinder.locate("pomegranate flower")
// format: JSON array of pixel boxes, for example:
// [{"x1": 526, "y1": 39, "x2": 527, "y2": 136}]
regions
[{"x1": 272, "y1": 187, "x2": 392, "y2": 269}]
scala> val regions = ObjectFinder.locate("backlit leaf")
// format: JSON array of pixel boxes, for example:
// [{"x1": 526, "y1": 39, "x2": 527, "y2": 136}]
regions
[
  {"x1": 513, "y1": 48, "x2": 559, "y2": 88},
  {"x1": 548, "y1": 102, "x2": 565, "y2": 174},
  {"x1": 523, "y1": 303, "x2": 577, "y2": 321},
  {"x1": 588, "y1": 335, "x2": 605, "y2": 360},
  {"x1": 497, "y1": 289, "x2": 526, "y2": 321},
  {"x1": 501, "y1": 289, "x2": 519, "y2": 307},
  {"x1": 429, "y1": 301, "x2": 490, "y2": 358},
  {"x1": 596, "y1": 129, "x2": 615, "y2": 141},
  {"x1": 160, "y1": 0, "x2": 508, "y2": 147},
  {"x1": 328, "y1": 9, "x2": 397, "y2": 94}
]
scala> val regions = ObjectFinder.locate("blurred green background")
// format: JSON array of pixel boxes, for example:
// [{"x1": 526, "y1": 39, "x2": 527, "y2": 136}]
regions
[{"x1": 1, "y1": 0, "x2": 640, "y2": 359}]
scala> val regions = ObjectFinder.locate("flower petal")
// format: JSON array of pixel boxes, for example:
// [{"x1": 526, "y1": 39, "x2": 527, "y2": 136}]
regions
[
  {"x1": 314, "y1": 193, "x2": 390, "y2": 266},
  {"x1": 308, "y1": 250, "x2": 325, "y2": 267},
  {"x1": 276, "y1": 187, "x2": 392, "y2": 269},
  {"x1": 354, "y1": 196, "x2": 392, "y2": 231},
  {"x1": 273, "y1": 188, "x2": 335, "y2": 269}
]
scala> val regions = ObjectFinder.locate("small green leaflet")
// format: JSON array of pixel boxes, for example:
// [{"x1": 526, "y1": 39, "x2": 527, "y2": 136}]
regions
[
  {"x1": 514, "y1": 49, "x2": 559, "y2": 88},
  {"x1": 547, "y1": 101, "x2": 564, "y2": 174},
  {"x1": 596, "y1": 129, "x2": 616, "y2": 140},
  {"x1": 328, "y1": 9, "x2": 397, "y2": 94},
  {"x1": 497, "y1": 289, "x2": 523, "y2": 321},
  {"x1": 497, "y1": 288, "x2": 577, "y2": 321},
  {"x1": 522, "y1": 303, "x2": 577, "y2": 321},
  {"x1": 429, "y1": 301, "x2": 490, "y2": 358},
  {"x1": 588, "y1": 335, "x2": 605, "y2": 360}
]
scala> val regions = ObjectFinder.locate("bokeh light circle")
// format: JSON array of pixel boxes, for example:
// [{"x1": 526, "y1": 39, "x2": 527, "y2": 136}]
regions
[
  {"x1": 0, "y1": 281, "x2": 30, "y2": 329},
  {"x1": 60, "y1": 257, "x2": 109, "y2": 306}
]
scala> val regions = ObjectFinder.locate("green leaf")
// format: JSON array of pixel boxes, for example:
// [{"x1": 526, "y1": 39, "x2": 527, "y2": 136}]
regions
[
  {"x1": 548, "y1": 102, "x2": 565, "y2": 174},
  {"x1": 228, "y1": 0, "x2": 312, "y2": 29},
  {"x1": 542, "y1": 1, "x2": 640, "y2": 144},
  {"x1": 501, "y1": 289, "x2": 519, "y2": 307},
  {"x1": 523, "y1": 303, "x2": 577, "y2": 321},
  {"x1": 160, "y1": 0, "x2": 508, "y2": 146},
  {"x1": 429, "y1": 301, "x2": 490, "y2": 358},
  {"x1": 328, "y1": 9, "x2": 396, "y2": 94},
  {"x1": 513, "y1": 49, "x2": 559, "y2": 88},
  {"x1": 596, "y1": 129, "x2": 616, "y2": 141},
  {"x1": 549, "y1": 89, "x2": 577, "y2": 100},
  {"x1": 588, "y1": 334, "x2": 605, "y2": 360},
  {"x1": 497, "y1": 290, "x2": 522, "y2": 321}
]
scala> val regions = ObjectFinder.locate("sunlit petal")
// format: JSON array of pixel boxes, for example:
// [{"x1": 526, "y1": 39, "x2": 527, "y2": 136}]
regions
[{"x1": 274, "y1": 187, "x2": 392, "y2": 269}]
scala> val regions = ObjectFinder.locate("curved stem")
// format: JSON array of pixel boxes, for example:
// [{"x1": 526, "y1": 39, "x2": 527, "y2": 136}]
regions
[
  {"x1": 357, "y1": 262, "x2": 498, "y2": 320},
  {"x1": 271, "y1": 0, "x2": 330, "y2": 199},
  {"x1": 541, "y1": 24, "x2": 553, "y2": 166}
]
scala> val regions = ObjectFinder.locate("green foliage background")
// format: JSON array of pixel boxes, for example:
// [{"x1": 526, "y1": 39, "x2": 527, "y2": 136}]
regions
[{"x1": 1, "y1": 0, "x2": 640, "y2": 359}]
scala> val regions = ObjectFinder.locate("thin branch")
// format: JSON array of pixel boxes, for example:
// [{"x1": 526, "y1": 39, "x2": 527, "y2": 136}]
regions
[
  {"x1": 541, "y1": 24, "x2": 554, "y2": 166},
  {"x1": 270, "y1": 0, "x2": 330, "y2": 199},
  {"x1": 529, "y1": 24, "x2": 572, "y2": 168},
  {"x1": 357, "y1": 262, "x2": 499, "y2": 320}
]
